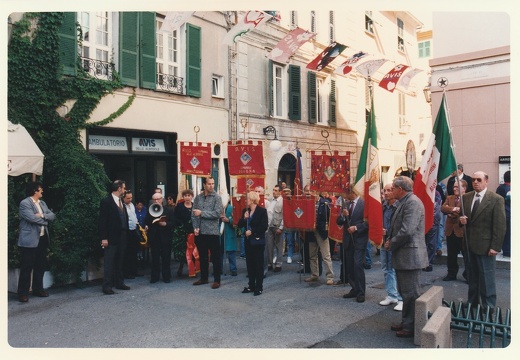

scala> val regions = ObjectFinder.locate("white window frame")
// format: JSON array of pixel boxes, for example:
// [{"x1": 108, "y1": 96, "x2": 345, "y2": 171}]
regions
[
  {"x1": 316, "y1": 76, "x2": 329, "y2": 125},
  {"x1": 398, "y1": 92, "x2": 409, "y2": 133},
  {"x1": 418, "y1": 40, "x2": 431, "y2": 58},
  {"x1": 212, "y1": 74, "x2": 224, "y2": 98},
  {"x1": 365, "y1": 11, "x2": 374, "y2": 34},
  {"x1": 272, "y1": 63, "x2": 287, "y2": 118},
  {"x1": 397, "y1": 18, "x2": 405, "y2": 52},
  {"x1": 156, "y1": 17, "x2": 181, "y2": 87},
  {"x1": 78, "y1": 12, "x2": 113, "y2": 79}
]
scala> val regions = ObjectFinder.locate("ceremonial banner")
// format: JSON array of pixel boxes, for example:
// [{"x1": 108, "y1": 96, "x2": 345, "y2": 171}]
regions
[
  {"x1": 306, "y1": 41, "x2": 347, "y2": 71},
  {"x1": 160, "y1": 11, "x2": 195, "y2": 33},
  {"x1": 232, "y1": 195, "x2": 247, "y2": 227},
  {"x1": 310, "y1": 151, "x2": 351, "y2": 193},
  {"x1": 268, "y1": 27, "x2": 315, "y2": 64},
  {"x1": 397, "y1": 68, "x2": 422, "y2": 90},
  {"x1": 237, "y1": 177, "x2": 265, "y2": 194},
  {"x1": 283, "y1": 196, "x2": 316, "y2": 231},
  {"x1": 179, "y1": 142, "x2": 212, "y2": 176},
  {"x1": 378, "y1": 64, "x2": 409, "y2": 92},
  {"x1": 328, "y1": 204, "x2": 344, "y2": 243},
  {"x1": 227, "y1": 141, "x2": 265, "y2": 177},
  {"x1": 223, "y1": 11, "x2": 272, "y2": 45},
  {"x1": 334, "y1": 51, "x2": 368, "y2": 76},
  {"x1": 355, "y1": 58, "x2": 388, "y2": 77}
]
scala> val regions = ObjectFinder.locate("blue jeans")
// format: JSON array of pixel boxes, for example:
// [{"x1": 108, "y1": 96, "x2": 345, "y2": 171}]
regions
[
  {"x1": 222, "y1": 250, "x2": 237, "y2": 273},
  {"x1": 437, "y1": 214, "x2": 446, "y2": 250},
  {"x1": 365, "y1": 241, "x2": 372, "y2": 266},
  {"x1": 284, "y1": 231, "x2": 295, "y2": 258},
  {"x1": 380, "y1": 246, "x2": 401, "y2": 300},
  {"x1": 240, "y1": 236, "x2": 245, "y2": 257}
]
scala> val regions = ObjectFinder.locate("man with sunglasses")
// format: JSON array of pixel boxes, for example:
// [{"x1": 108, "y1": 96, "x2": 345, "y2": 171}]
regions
[{"x1": 460, "y1": 171, "x2": 506, "y2": 313}]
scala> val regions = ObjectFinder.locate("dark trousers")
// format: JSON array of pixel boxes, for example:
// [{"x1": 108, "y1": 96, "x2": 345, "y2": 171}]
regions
[
  {"x1": 18, "y1": 235, "x2": 49, "y2": 296},
  {"x1": 123, "y1": 229, "x2": 140, "y2": 277},
  {"x1": 467, "y1": 250, "x2": 497, "y2": 309},
  {"x1": 103, "y1": 232, "x2": 127, "y2": 290},
  {"x1": 150, "y1": 236, "x2": 172, "y2": 282},
  {"x1": 195, "y1": 234, "x2": 221, "y2": 283},
  {"x1": 343, "y1": 239, "x2": 367, "y2": 296},
  {"x1": 446, "y1": 233, "x2": 467, "y2": 277},
  {"x1": 246, "y1": 242, "x2": 265, "y2": 291},
  {"x1": 395, "y1": 269, "x2": 422, "y2": 332}
]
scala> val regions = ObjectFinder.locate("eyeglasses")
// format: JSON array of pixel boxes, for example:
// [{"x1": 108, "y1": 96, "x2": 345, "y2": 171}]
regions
[{"x1": 472, "y1": 178, "x2": 484, "y2": 183}]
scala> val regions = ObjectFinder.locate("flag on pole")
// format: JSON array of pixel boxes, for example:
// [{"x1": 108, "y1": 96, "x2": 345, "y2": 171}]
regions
[
  {"x1": 397, "y1": 68, "x2": 423, "y2": 90},
  {"x1": 413, "y1": 93, "x2": 457, "y2": 232},
  {"x1": 218, "y1": 148, "x2": 230, "y2": 208},
  {"x1": 160, "y1": 11, "x2": 195, "y2": 33},
  {"x1": 293, "y1": 148, "x2": 303, "y2": 195},
  {"x1": 333, "y1": 51, "x2": 368, "y2": 76},
  {"x1": 268, "y1": 27, "x2": 315, "y2": 64},
  {"x1": 353, "y1": 92, "x2": 383, "y2": 247},
  {"x1": 378, "y1": 64, "x2": 409, "y2": 92},
  {"x1": 306, "y1": 41, "x2": 347, "y2": 71},
  {"x1": 355, "y1": 59, "x2": 388, "y2": 78},
  {"x1": 223, "y1": 11, "x2": 272, "y2": 45}
]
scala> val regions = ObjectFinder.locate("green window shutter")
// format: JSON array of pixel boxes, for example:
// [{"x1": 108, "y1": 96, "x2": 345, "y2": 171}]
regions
[
  {"x1": 139, "y1": 12, "x2": 156, "y2": 89},
  {"x1": 58, "y1": 12, "x2": 77, "y2": 76},
  {"x1": 329, "y1": 79, "x2": 337, "y2": 127},
  {"x1": 268, "y1": 60, "x2": 273, "y2": 117},
  {"x1": 288, "y1": 65, "x2": 301, "y2": 120},
  {"x1": 119, "y1": 12, "x2": 139, "y2": 87},
  {"x1": 186, "y1": 23, "x2": 201, "y2": 97},
  {"x1": 307, "y1": 71, "x2": 317, "y2": 124}
]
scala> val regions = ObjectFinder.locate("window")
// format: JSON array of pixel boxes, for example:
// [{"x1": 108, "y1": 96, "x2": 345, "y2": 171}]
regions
[
  {"x1": 273, "y1": 63, "x2": 285, "y2": 117},
  {"x1": 397, "y1": 18, "x2": 405, "y2": 52},
  {"x1": 290, "y1": 11, "x2": 298, "y2": 28},
  {"x1": 308, "y1": 72, "x2": 335, "y2": 126},
  {"x1": 365, "y1": 11, "x2": 374, "y2": 34},
  {"x1": 78, "y1": 12, "x2": 113, "y2": 79},
  {"x1": 269, "y1": 61, "x2": 300, "y2": 120},
  {"x1": 310, "y1": 11, "x2": 317, "y2": 34},
  {"x1": 329, "y1": 11, "x2": 335, "y2": 43},
  {"x1": 156, "y1": 16, "x2": 183, "y2": 93},
  {"x1": 212, "y1": 75, "x2": 224, "y2": 98},
  {"x1": 418, "y1": 40, "x2": 431, "y2": 58},
  {"x1": 398, "y1": 92, "x2": 409, "y2": 132}
]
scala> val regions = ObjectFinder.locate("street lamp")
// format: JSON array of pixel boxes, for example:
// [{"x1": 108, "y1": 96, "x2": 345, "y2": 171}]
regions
[
  {"x1": 423, "y1": 82, "x2": 432, "y2": 104},
  {"x1": 263, "y1": 125, "x2": 282, "y2": 152}
]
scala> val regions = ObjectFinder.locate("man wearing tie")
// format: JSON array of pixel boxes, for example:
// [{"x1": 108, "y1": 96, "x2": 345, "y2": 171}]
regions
[{"x1": 460, "y1": 171, "x2": 506, "y2": 311}]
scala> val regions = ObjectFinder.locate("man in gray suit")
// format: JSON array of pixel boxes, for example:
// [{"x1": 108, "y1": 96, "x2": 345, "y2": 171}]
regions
[
  {"x1": 460, "y1": 171, "x2": 506, "y2": 311},
  {"x1": 17, "y1": 181, "x2": 56, "y2": 303},
  {"x1": 385, "y1": 176, "x2": 429, "y2": 338}
]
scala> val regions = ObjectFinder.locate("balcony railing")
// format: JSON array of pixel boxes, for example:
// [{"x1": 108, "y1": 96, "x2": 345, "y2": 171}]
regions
[
  {"x1": 156, "y1": 73, "x2": 184, "y2": 95},
  {"x1": 81, "y1": 57, "x2": 115, "y2": 81}
]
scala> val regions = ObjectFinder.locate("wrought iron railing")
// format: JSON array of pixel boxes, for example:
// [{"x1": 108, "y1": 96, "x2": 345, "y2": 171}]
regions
[
  {"x1": 156, "y1": 73, "x2": 184, "y2": 94},
  {"x1": 81, "y1": 57, "x2": 115, "y2": 81}
]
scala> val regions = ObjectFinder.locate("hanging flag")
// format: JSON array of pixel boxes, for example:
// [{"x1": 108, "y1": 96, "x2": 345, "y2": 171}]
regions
[
  {"x1": 232, "y1": 195, "x2": 247, "y2": 227},
  {"x1": 397, "y1": 68, "x2": 423, "y2": 90},
  {"x1": 353, "y1": 95, "x2": 383, "y2": 247},
  {"x1": 310, "y1": 151, "x2": 351, "y2": 194},
  {"x1": 333, "y1": 51, "x2": 368, "y2": 76},
  {"x1": 306, "y1": 41, "x2": 347, "y2": 71},
  {"x1": 293, "y1": 148, "x2": 304, "y2": 196},
  {"x1": 327, "y1": 204, "x2": 344, "y2": 243},
  {"x1": 179, "y1": 142, "x2": 212, "y2": 176},
  {"x1": 236, "y1": 176, "x2": 265, "y2": 194},
  {"x1": 355, "y1": 58, "x2": 388, "y2": 78},
  {"x1": 413, "y1": 93, "x2": 457, "y2": 233},
  {"x1": 378, "y1": 64, "x2": 409, "y2": 92},
  {"x1": 218, "y1": 148, "x2": 230, "y2": 208},
  {"x1": 223, "y1": 11, "x2": 272, "y2": 45},
  {"x1": 160, "y1": 11, "x2": 195, "y2": 33},
  {"x1": 227, "y1": 140, "x2": 265, "y2": 177},
  {"x1": 283, "y1": 196, "x2": 316, "y2": 231},
  {"x1": 268, "y1": 27, "x2": 315, "y2": 64}
]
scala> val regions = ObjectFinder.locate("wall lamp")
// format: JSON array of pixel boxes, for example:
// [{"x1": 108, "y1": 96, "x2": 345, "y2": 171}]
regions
[
  {"x1": 263, "y1": 125, "x2": 282, "y2": 152},
  {"x1": 423, "y1": 82, "x2": 432, "y2": 104}
]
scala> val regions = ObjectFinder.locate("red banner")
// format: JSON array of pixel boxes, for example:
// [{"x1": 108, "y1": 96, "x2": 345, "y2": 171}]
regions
[
  {"x1": 236, "y1": 177, "x2": 265, "y2": 194},
  {"x1": 378, "y1": 64, "x2": 409, "y2": 93},
  {"x1": 310, "y1": 151, "x2": 351, "y2": 194},
  {"x1": 227, "y1": 141, "x2": 265, "y2": 177},
  {"x1": 232, "y1": 194, "x2": 265, "y2": 227},
  {"x1": 179, "y1": 142, "x2": 212, "y2": 176},
  {"x1": 306, "y1": 41, "x2": 347, "y2": 72},
  {"x1": 328, "y1": 204, "x2": 344, "y2": 243},
  {"x1": 283, "y1": 196, "x2": 316, "y2": 231}
]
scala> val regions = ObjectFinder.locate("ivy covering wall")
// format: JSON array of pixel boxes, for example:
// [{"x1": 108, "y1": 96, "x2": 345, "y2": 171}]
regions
[{"x1": 8, "y1": 12, "x2": 134, "y2": 285}]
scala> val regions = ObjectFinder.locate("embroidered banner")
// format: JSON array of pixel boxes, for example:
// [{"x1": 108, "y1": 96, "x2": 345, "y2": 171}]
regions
[
  {"x1": 268, "y1": 27, "x2": 315, "y2": 64},
  {"x1": 236, "y1": 177, "x2": 265, "y2": 194},
  {"x1": 179, "y1": 142, "x2": 212, "y2": 176},
  {"x1": 310, "y1": 151, "x2": 351, "y2": 193},
  {"x1": 378, "y1": 64, "x2": 409, "y2": 92},
  {"x1": 283, "y1": 196, "x2": 316, "y2": 231},
  {"x1": 328, "y1": 204, "x2": 344, "y2": 243},
  {"x1": 227, "y1": 141, "x2": 265, "y2": 177},
  {"x1": 232, "y1": 194, "x2": 265, "y2": 227}
]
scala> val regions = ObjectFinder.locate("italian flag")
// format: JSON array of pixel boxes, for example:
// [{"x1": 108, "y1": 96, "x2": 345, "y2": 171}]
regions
[
  {"x1": 413, "y1": 93, "x2": 457, "y2": 232},
  {"x1": 354, "y1": 96, "x2": 383, "y2": 247}
]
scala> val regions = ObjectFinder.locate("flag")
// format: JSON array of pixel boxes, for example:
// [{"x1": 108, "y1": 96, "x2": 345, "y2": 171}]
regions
[
  {"x1": 310, "y1": 151, "x2": 351, "y2": 194},
  {"x1": 306, "y1": 41, "x2": 347, "y2": 71},
  {"x1": 378, "y1": 64, "x2": 409, "y2": 92},
  {"x1": 413, "y1": 93, "x2": 457, "y2": 232},
  {"x1": 355, "y1": 58, "x2": 388, "y2": 77},
  {"x1": 179, "y1": 142, "x2": 212, "y2": 176},
  {"x1": 223, "y1": 11, "x2": 272, "y2": 45},
  {"x1": 218, "y1": 148, "x2": 229, "y2": 208},
  {"x1": 293, "y1": 148, "x2": 303, "y2": 196},
  {"x1": 160, "y1": 11, "x2": 195, "y2": 33},
  {"x1": 268, "y1": 27, "x2": 315, "y2": 64},
  {"x1": 333, "y1": 51, "x2": 368, "y2": 76},
  {"x1": 227, "y1": 141, "x2": 265, "y2": 177},
  {"x1": 353, "y1": 95, "x2": 383, "y2": 247},
  {"x1": 236, "y1": 177, "x2": 265, "y2": 194},
  {"x1": 397, "y1": 68, "x2": 423, "y2": 90}
]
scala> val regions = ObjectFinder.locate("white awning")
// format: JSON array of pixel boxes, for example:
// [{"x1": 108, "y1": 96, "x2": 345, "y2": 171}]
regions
[{"x1": 7, "y1": 120, "x2": 44, "y2": 176}]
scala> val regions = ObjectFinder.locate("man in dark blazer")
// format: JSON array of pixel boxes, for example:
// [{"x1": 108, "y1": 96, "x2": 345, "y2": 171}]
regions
[
  {"x1": 17, "y1": 181, "x2": 56, "y2": 303},
  {"x1": 98, "y1": 180, "x2": 130, "y2": 295},
  {"x1": 385, "y1": 176, "x2": 429, "y2": 338},
  {"x1": 460, "y1": 171, "x2": 506, "y2": 311},
  {"x1": 337, "y1": 189, "x2": 369, "y2": 303},
  {"x1": 447, "y1": 163, "x2": 474, "y2": 195}
]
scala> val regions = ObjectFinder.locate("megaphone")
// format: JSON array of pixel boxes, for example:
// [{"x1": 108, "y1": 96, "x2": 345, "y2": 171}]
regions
[{"x1": 149, "y1": 203, "x2": 163, "y2": 217}]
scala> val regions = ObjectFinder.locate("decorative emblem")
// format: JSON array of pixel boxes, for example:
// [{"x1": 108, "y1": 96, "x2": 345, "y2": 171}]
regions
[
  {"x1": 294, "y1": 207, "x2": 304, "y2": 219},
  {"x1": 324, "y1": 165, "x2": 336, "y2": 180},
  {"x1": 240, "y1": 152, "x2": 252, "y2": 165},
  {"x1": 190, "y1": 157, "x2": 200, "y2": 168},
  {"x1": 437, "y1": 77, "x2": 448, "y2": 88}
]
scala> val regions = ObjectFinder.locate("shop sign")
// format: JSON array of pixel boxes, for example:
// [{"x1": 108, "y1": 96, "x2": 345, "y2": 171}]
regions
[
  {"x1": 88, "y1": 135, "x2": 128, "y2": 152},
  {"x1": 132, "y1": 137, "x2": 166, "y2": 152}
]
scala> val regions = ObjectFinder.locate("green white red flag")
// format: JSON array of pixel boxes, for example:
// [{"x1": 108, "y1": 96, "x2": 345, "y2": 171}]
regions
[
  {"x1": 413, "y1": 93, "x2": 457, "y2": 232},
  {"x1": 353, "y1": 96, "x2": 383, "y2": 247}
]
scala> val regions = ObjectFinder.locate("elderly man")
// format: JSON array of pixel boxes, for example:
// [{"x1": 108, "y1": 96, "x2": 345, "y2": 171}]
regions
[
  {"x1": 266, "y1": 184, "x2": 284, "y2": 272},
  {"x1": 385, "y1": 176, "x2": 429, "y2": 338}
]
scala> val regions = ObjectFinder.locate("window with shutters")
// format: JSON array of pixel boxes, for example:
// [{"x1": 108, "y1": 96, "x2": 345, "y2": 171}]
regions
[
  {"x1": 308, "y1": 73, "x2": 335, "y2": 126},
  {"x1": 156, "y1": 16, "x2": 183, "y2": 94},
  {"x1": 365, "y1": 11, "x2": 374, "y2": 34},
  {"x1": 418, "y1": 40, "x2": 431, "y2": 58},
  {"x1": 397, "y1": 18, "x2": 405, "y2": 52},
  {"x1": 290, "y1": 11, "x2": 298, "y2": 28},
  {"x1": 398, "y1": 92, "x2": 410, "y2": 133},
  {"x1": 329, "y1": 11, "x2": 335, "y2": 43},
  {"x1": 78, "y1": 12, "x2": 114, "y2": 80},
  {"x1": 273, "y1": 63, "x2": 286, "y2": 118},
  {"x1": 310, "y1": 11, "x2": 317, "y2": 34}
]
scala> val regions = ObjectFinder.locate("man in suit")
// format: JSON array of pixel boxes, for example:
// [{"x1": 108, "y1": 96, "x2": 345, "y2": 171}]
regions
[
  {"x1": 337, "y1": 189, "x2": 369, "y2": 303},
  {"x1": 460, "y1": 171, "x2": 506, "y2": 311},
  {"x1": 447, "y1": 163, "x2": 474, "y2": 195},
  {"x1": 98, "y1": 180, "x2": 130, "y2": 295},
  {"x1": 17, "y1": 181, "x2": 56, "y2": 303},
  {"x1": 385, "y1": 176, "x2": 429, "y2": 338}
]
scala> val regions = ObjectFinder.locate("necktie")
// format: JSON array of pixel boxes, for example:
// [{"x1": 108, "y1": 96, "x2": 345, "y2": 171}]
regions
[
  {"x1": 348, "y1": 201, "x2": 354, "y2": 218},
  {"x1": 471, "y1": 194, "x2": 480, "y2": 217},
  {"x1": 119, "y1": 199, "x2": 123, "y2": 209}
]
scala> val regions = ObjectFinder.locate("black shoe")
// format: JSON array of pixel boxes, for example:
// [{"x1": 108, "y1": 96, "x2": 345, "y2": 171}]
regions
[
  {"x1": 150, "y1": 278, "x2": 159, "y2": 284},
  {"x1": 33, "y1": 290, "x2": 49, "y2": 297},
  {"x1": 274, "y1": 267, "x2": 282, "y2": 272},
  {"x1": 443, "y1": 275, "x2": 456, "y2": 281},
  {"x1": 254, "y1": 290, "x2": 263, "y2": 296},
  {"x1": 343, "y1": 291, "x2": 357, "y2": 299},
  {"x1": 356, "y1": 295, "x2": 365, "y2": 303},
  {"x1": 364, "y1": 264, "x2": 371, "y2": 269},
  {"x1": 103, "y1": 288, "x2": 115, "y2": 295},
  {"x1": 242, "y1": 287, "x2": 254, "y2": 293},
  {"x1": 115, "y1": 284, "x2": 130, "y2": 290},
  {"x1": 134, "y1": 273, "x2": 144, "y2": 277},
  {"x1": 231, "y1": 271, "x2": 237, "y2": 276},
  {"x1": 163, "y1": 279, "x2": 171, "y2": 283},
  {"x1": 422, "y1": 265, "x2": 433, "y2": 272},
  {"x1": 124, "y1": 275, "x2": 135, "y2": 279},
  {"x1": 18, "y1": 295, "x2": 29, "y2": 302}
]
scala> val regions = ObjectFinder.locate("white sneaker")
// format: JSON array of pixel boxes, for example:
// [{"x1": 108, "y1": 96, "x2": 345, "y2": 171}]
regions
[
  {"x1": 287, "y1": 257, "x2": 292, "y2": 264},
  {"x1": 273, "y1": 256, "x2": 277, "y2": 264},
  {"x1": 394, "y1": 301, "x2": 403, "y2": 311},
  {"x1": 379, "y1": 296, "x2": 399, "y2": 306}
]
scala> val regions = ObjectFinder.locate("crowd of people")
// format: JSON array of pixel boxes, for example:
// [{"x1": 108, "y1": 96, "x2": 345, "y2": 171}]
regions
[{"x1": 16, "y1": 166, "x2": 509, "y2": 340}]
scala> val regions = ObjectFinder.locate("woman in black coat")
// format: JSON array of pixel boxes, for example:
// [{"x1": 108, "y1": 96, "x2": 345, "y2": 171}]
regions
[{"x1": 237, "y1": 191, "x2": 268, "y2": 296}]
